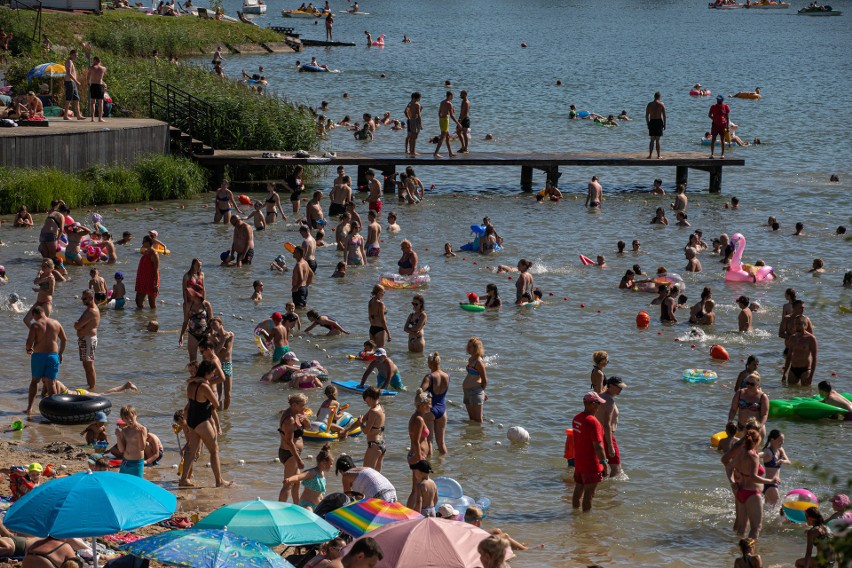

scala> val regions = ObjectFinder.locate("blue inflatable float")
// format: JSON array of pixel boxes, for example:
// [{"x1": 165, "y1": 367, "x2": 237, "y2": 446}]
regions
[{"x1": 459, "y1": 225, "x2": 503, "y2": 252}]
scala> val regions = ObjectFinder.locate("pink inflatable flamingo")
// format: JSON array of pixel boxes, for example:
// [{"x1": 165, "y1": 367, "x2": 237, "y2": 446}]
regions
[
  {"x1": 725, "y1": 232, "x2": 775, "y2": 283},
  {"x1": 371, "y1": 34, "x2": 385, "y2": 46}
]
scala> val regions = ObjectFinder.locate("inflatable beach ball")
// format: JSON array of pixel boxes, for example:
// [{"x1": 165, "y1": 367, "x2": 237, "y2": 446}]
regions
[
  {"x1": 506, "y1": 426, "x2": 530, "y2": 444},
  {"x1": 636, "y1": 310, "x2": 651, "y2": 329},
  {"x1": 782, "y1": 489, "x2": 819, "y2": 523}
]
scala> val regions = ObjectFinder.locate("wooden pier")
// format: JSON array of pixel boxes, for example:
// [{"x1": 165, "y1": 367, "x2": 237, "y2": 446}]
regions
[{"x1": 192, "y1": 150, "x2": 745, "y2": 193}]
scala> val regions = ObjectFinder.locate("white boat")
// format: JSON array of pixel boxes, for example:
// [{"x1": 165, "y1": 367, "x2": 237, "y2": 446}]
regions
[{"x1": 242, "y1": 0, "x2": 265, "y2": 13}]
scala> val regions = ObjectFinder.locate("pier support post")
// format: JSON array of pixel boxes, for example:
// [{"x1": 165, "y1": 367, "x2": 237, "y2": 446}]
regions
[
  {"x1": 357, "y1": 165, "x2": 368, "y2": 192},
  {"x1": 675, "y1": 166, "x2": 688, "y2": 188},
  {"x1": 379, "y1": 165, "x2": 397, "y2": 194},
  {"x1": 210, "y1": 165, "x2": 225, "y2": 191},
  {"x1": 545, "y1": 166, "x2": 561, "y2": 185},
  {"x1": 520, "y1": 166, "x2": 533, "y2": 191},
  {"x1": 709, "y1": 166, "x2": 722, "y2": 193}
]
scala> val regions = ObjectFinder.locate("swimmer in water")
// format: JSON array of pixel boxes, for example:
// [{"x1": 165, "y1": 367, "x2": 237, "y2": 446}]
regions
[
  {"x1": 684, "y1": 247, "x2": 701, "y2": 272},
  {"x1": 387, "y1": 211, "x2": 401, "y2": 233},
  {"x1": 651, "y1": 207, "x2": 668, "y2": 225},
  {"x1": 443, "y1": 243, "x2": 456, "y2": 257},
  {"x1": 618, "y1": 110, "x2": 632, "y2": 121},
  {"x1": 650, "y1": 178, "x2": 665, "y2": 195},
  {"x1": 806, "y1": 258, "x2": 825, "y2": 274},
  {"x1": 793, "y1": 222, "x2": 804, "y2": 236},
  {"x1": 676, "y1": 211, "x2": 690, "y2": 227},
  {"x1": 632, "y1": 240, "x2": 642, "y2": 253}
]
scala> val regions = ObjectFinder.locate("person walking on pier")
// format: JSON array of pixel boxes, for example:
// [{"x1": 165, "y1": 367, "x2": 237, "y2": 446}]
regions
[
  {"x1": 645, "y1": 92, "x2": 666, "y2": 159},
  {"x1": 434, "y1": 91, "x2": 459, "y2": 159},
  {"x1": 63, "y1": 49, "x2": 84, "y2": 120}
]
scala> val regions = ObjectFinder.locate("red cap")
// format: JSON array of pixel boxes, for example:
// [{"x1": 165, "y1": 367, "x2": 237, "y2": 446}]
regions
[{"x1": 272, "y1": 312, "x2": 283, "y2": 322}]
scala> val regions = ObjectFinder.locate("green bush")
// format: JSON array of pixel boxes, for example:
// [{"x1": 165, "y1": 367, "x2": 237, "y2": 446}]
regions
[{"x1": 0, "y1": 155, "x2": 207, "y2": 214}]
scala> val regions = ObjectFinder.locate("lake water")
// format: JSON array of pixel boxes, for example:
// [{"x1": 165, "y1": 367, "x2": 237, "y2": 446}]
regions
[{"x1": 2, "y1": 0, "x2": 852, "y2": 566}]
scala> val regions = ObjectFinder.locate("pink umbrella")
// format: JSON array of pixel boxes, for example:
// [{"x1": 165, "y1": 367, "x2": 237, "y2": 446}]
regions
[{"x1": 341, "y1": 517, "x2": 514, "y2": 568}]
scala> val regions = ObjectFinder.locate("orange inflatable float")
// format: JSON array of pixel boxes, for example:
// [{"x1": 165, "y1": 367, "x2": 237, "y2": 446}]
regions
[
  {"x1": 710, "y1": 344, "x2": 730, "y2": 360},
  {"x1": 238, "y1": 195, "x2": 252, "y2": 206},
  {"x1": 636, "y1": 310, "x2": 651, "y2": 329}
]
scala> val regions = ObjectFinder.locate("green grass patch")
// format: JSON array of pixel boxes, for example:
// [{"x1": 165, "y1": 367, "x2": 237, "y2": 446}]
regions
[{"x1": 0, "y1": 155, "x2": 207, "y2": 214}]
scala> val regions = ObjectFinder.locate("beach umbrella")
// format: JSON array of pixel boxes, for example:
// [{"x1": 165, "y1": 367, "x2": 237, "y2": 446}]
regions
[
  {"x1": 26, "y1": 62, "x2": 66, "y2": 88},
  {"x1": 323, "y1": 498, "x2": 422, "y2": 538},
  {"x1": 122, "y1": 528, "x2": 294, "y2": 568},
  {"x1": 195, "y1": 498, "x2": 339, "y2": 547},
  {"x1": 342, "y1": 517, "x2": 514, "y2": 568},
  {"x1": 4, "y1": 471, "x2": 176, "y2": 567}
]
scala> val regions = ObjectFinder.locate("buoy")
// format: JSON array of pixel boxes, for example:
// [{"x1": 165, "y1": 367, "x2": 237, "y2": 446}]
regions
[
  {"x1": 239, "y1": 459, "x2": 246, "y2": 465},
  {"x1": 580, "y1": 304, "x2": 585, "y2": 308},
  {"x1": 498, "y1": 423, "x2": 504, "y2": 429},
  {"x1": 507, "y1": 426, "x2": 530, "y2": 443},
  {"x1": 710, "y1": 344, "x2": 730, "y2": 361},
  {"x1": 172, "y1": 464, "x2": 179, "y2": 469},
  {"x1": 495, "y1": 441, "x2": 502, "y2": 446},
  {"x1": 273, "y1": 457, "x2": 280, "y2": 463},
  {"x1": 520, "y1": 42, "x2": 527, "y2": 48},
  {"x1": 489, "y1": 419, "x2": 495, "y2": 424},
  {"x1": 636, "y1": 311, "x2": 651, "y2": 329}
]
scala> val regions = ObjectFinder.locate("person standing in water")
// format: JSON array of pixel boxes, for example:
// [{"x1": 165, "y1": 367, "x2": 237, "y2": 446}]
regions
[
  {"x1": 74, "y1": 290, "x2": 100, "y2": 390},
  {"x1": 572, "y1": 391, "x2": 607, "y2": 512},
  {"x1": 404, "y1": 92, "x2": 423, "y2": 156},
  {"x1": 597, "y1": 377, "x2": 626, "y2": 478},
  {"x1": 645, "y1": 92, "x2": 666, "y2": 159},
  {"x1": 434, "y1": 91, "x2": 459, "y2": 159},
  {"x1": 515, "y1": 259, "x2": 534, "y2": 304},
  {"x1": 457, "y1": 90, "x2": 471, "y2": 153},
  {"x1": 585, "y1": 176, "x2": 602, "y2": 209}
]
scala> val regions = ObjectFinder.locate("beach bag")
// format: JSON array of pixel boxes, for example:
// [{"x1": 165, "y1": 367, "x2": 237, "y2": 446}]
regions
[{"x1": 9, "y1": 465, "x2": 34, "y2": 501}]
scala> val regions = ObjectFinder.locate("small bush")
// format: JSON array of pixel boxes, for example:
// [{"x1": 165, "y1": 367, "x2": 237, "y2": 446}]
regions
[{"x1": 133, "y1": 154, "x2": 207, "y2": 200}]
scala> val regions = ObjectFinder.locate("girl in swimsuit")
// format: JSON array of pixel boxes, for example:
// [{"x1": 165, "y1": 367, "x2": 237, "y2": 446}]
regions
[
  {"x1": 397, "y1": 239, "x2": 418, "y2": 275},
  {"x1": 179, "y1": 360, "x2": 230, "y2": 487},
  {"x1": 38, "y1": 208, "x2": 64, "y2": 260},
  {"x1": 181, "y1": 258, "x2": 206, "y2": 306},
  {"x1": 420, "y1": 352, "x2": 449, "y2": 454},
  {"x1": 368, "y1": 285, "x2": 390, "y2": 348},
  {"x1": 264, "y1": 182, "x2": 287, "y2": 224},
  {"x1": 339, "y1": 386, "x2": 386, "y2": 472},
  {"x1": 24, "y1": 260, "x2": 56, "y2": 327},
  {"x1": 408, "y1": 390, "x2": 432, "y2": 473},
  {"x1": 345, "y1": 221, "x2": 366, "y2": 266},
  {"x1": 482, "y1": 283, "x2": 502, "y2": 308},
  {"x1": 213, "y1": 180, "x2": 241, "y2": 224},
  {"x1": 404, "y1": 294, "x2": 427, "y2": 353},
  {"x1": 728, "y1": 374, "x2": 769, "y2": 440},
  {"x1": 761, "y1": 429, "x2": 790, "y2": 508},
  {"x1": 732, "y1": 430, "x2": 779, "y2": 540},
  {"x1": 179, "y1": 287, "x2": 213, "y2": 364},
  {"x1": 304, "y1": 309, "x2": 350, "y2": 336},
  {"x1": 591, "y1": 351, "x2": 608, "y2": 393},
  {"x1": 14, "y1": 205, "x2": 34, "y2": 227},
  {"x1": 796, "y1": 506, "x2": 835, "y2": 568},
  {"x1": 284, "y1": 443, "x2": 333, "y2": 510},
  {"x1": 278, "y1": 393, "x2": 312, "y2": 502},
  {"x1": 463, "y1": 336, "x2": 488, "y2": 423},
  {"x1": 733, "y1": 538, "x2": 762, "y2": 568}
]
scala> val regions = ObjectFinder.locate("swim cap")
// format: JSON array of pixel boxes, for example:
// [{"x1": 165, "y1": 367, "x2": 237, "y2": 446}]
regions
[
  {"x1": 28, "y1": 463, "x2": 44, "y2": 473},
  {"x1": 115, "y1": 272, "x2": 124, "y2": 280},
  {"x1": 271, "y1": 312, "x2": 283, "y2": 322},
  {"x1": 0, "y1": 265, "x2": 5, "y2": 272}
]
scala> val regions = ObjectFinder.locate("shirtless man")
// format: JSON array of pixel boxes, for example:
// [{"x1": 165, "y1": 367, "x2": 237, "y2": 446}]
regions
[
  {"x1": 457, "y1": 90, "x2": 471, "y2": 153},
  {"x1": 406, "y1": 459, "x2": 438, "y2": 516},
  {"x1": 645, "y1": 92, "x2": 666, "y2": 159},
  {"x1": 783, "y1": 317, "x2": 817, "y2": 386},
  {"x1": 515, "y1": 259, "x2": 534, "y2": 304},
  {"x1": 87, "y1": 56, "x2": 107, "y2": 122},
  {"x1": 25, "y1": 306, "x2": 67, "y2": 415},
  {"x1": 596, "y1": 377, "x2": 626, "y2": 477},
  {"x1": 291, "y1": 246, "x2": 314, "y2": 308},
  {"x1": 366, "y1": 210, "x2": 382, "y2": 257},
  {"x1": 671, "y1": 184, "x2": 688, "y2": 213},
  {"x1": 144, "y1": 431, "x2": 164, "y2": 466},
  {"x1": 74, "y1": 290, "x2": 100, "y2": 390},
  {"x1": 817, "y1": 381, "x2": 852, "y2": 419},
  {"x1": 434, "y1": 91, "x2": 459, "y2": 159},
  {"x1": 404, "y1": 92, "x2": 423, "y2": 156},
  {"x1": 779, "y1": 299, "x2": 813, "y2": 351},
  {"x1": 299, "y1": 224, "x2": 318, "y2": 273},
  {"x1": 329, "y1": 168, "x2": 351, "y2": 217},
  {"x1": 660, "y1": 285, "x2": 677, "y2": 323},
  {"x1": 737, "y1": 296, "x2": 753, "y2": 332},
  {"x1": 364, "y1": 169, "x2": 383, "y2": 216},
  {"x1": 585, "y1": 176, "x2": 602, "y2": 209},
  {"x1": 305, "y1": 191, "x2": 325, "y2": 230},
  {"x1": 228, "y1": 215, "x2": 254, "y2": 267},
  {"x1": 63, "y1": 49, "x2": 84, "y2": 120},
  {"x1": 116, "y1": 405, "x2": 147, "y2": 477}
]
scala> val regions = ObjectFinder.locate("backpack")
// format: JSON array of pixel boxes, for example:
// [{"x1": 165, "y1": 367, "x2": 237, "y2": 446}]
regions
[{"x1": 9, "y1": 465, "x2": 34, "y2": 501}]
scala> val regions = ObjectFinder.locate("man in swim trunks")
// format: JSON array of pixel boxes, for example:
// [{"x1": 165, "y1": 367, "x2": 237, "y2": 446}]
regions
[
  {"x1": 305, "y1": 190, "x2": 326, "y2": 230},
  {"x1": 404, "y1": 92, "x2": 423, "y2": 156},
  {"x1": 596, "y1": 377, "x2": 626, "y2": 477},
  {"x1": 74, "y1": 290, "x2": 100, "y2": 390},
  {"x1": 300, "y1": 224, "x2": 318, "y2": 272},
  {"x1": 571, "y1": 391, "x2": 607, "y2": 512},
  {"x1": 229, "y1": 215, "x2": 254, "y2": 267},
  {"x1": 25, "y1": 306, "x2": 67, "y2": 415},
  {"x1": 457, "y1": 90, "x2": 471, "y2": 153},
  {"x1": 708, "y1": 95, "x2": 730, "y2": 159},
  {"x1": 783, "y1": 316, "x2": 817, "y2": 386},
  {"x1": 365, "y1": 169, "x2": 383, "y2": 215},
  {"x1": 645, "y1": 91, "x2": 666, "y2": 159},
  {"x1": 360, "y1": 348, "x2": 405, "y2": 390},
  {"x1": 329, "y1": 167, "x2": 351, "y2": 217},
  {"x1": 434, "y1": 91, "x2": 459, "y2": 159},
  {"x1": 366, "y1": 210, "x2": 381, "y2": 257},
  {"x1": 585, "y1": 176, "x2": 602, "y2": 209},
  {"x1": 87, "y1": 56, "x2": 107, "y2": 123},
  {"x1": 63, "y1": 49, "x2": 84, "y2": 120},
  {"x1": 291, "y1": 246, "x2": 313, "y2": 308}
]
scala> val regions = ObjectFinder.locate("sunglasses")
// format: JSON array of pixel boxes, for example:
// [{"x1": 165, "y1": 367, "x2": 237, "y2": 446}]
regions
[{"x1": 744, "y1": 381, "x2": 756, "y2": 387}]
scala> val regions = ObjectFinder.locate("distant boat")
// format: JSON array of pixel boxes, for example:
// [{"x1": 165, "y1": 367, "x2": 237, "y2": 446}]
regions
[
  {"x1": 797, "y1": 5, "x2": 841, "y2": 14},
  {"x1": 243, "y1": 0, "x2": 266, "y2": 14},
  {"x1": 708, "y1": 2, "x2": 744, "y2": 8},
  {"x1": 282, "y1": 8, "x2": 332, "y2": 17},
  {"x1": 744, "y1": 1, "x2": 789, "y2": 8}
]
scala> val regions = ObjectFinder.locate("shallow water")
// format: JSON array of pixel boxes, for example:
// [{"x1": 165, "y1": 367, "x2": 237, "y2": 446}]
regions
[{"x1": 3, "y1": 0, "x2": 852, "y2": 566}]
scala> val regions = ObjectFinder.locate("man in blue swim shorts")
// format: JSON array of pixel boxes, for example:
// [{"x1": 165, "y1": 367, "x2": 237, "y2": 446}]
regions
[{"x1": 25, "y1": 306, "x2": 67, "y2": 415}]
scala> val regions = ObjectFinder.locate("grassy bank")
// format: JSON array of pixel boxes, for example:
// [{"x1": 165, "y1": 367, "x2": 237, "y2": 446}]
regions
[{"x1": 0, "y1": 155, "x2": 207, "y2": 213}]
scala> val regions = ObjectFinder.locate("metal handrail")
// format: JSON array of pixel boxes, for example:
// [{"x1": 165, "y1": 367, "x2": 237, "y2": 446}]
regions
[{"x1": 149, "y1": 79, "x2": 219, "y2": 149}]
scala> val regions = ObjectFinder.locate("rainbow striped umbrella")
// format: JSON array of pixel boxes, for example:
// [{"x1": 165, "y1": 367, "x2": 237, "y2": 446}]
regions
[{"x1": 324, "y1": 498, "x2": 423, "y2": 537}]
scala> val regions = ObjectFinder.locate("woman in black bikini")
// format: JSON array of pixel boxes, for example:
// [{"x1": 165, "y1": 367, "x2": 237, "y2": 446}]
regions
[
  {"x1": 278, "y1": 393, "x2": 311, "y2": 502},
  {"x1": 339, "y1": 387, "x2": 386, "y2": 472},
  {"x1": 404, "y1": 294, "x2": 427, "y2": 353},
  {"x1": 727, "y1": 374, "x2": 769, "y2": 440},
  {"x1": 37, "y1": 201, "x2": 65, "y2": 260},
  {"x1": 179, "y1": 285, "x2": 213, "y2": 364},
  {"x1": 284, "y1": 165, "x2": 305, "y2": 216},
  {"x1": 264, "y1": 182, "x2": 287, "y2": 225},
  {"x1": 397, "y1": 239, "x2": 418, "y2": 276},
  {"x1": 368, "y1": 284, "x2": 391, "y2": 348},
  {"x1": 179, "y1": 360, "x2": 230, "y2": 488},
  {"x1": 591, "y1": 351, "x2": 608, "y2": 394},
  {"x1": 22, "y1": 536, "x2": 77, "y2": 568},
  {"x1": 213, "y1": 179, "x2": 241, "y2": 224}
]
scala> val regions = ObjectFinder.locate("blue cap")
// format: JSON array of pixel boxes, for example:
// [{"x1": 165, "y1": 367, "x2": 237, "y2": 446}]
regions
[
  {"x1": 94, "y1": 411, "x2": 108, "y2": 423},
  {"x1": 716, "y1": 95, "x2": 724, "y2": 102},
  {"x1": 114, "y1": 272, "x2": 124, "y2": 280}
]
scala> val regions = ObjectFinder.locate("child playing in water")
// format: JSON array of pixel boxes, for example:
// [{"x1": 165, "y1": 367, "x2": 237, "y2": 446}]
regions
[
  {"x1": 331, "y1": 261, "x2": 346, "y2": 278},
  {"x1": 81, "y1": 411, "x2": 108, "y2": 444},
  {"x1": 717, "y1": 421, "x2": 738, "y2": 453},
  {"x1": 676, "y1": 211, "x2": 690, "y2": 227},
  {"x1": 251, "y1": 280, "x2": 263, "y2": 302},
  {"x1": 316, "y1": 229, "x2": 326, "y2": 247},
  {"x1": 387, "y1": 211, "x2": 401, "y2": 233},
  {"x1": 807, "y1": 258, "x2": 825, "y2": 274},
  {"x1": 284, "y1": 444, "x2": 334, "y2": 510},
  {"x1": 312, "y1": 385, "x2": 347, "y2": 433},
  {"x1": 89, "y1": 268, "x2": 108, "y2": 303},
  {"x1": 443, "y1": 243, "x2": 456, "y2": 257},
  {"x1": 284, "y1": 302, "x2": 301, "y2": 332},
  {"x1": 116, "y1": 231, "x2": 133, "y2": 245},
  {"x1": 14, "y1": 205, "x2": 33, "y2": 227},
  {"x1": 111, "y1": 272, "x2": 126, "y2": 309},
  {"x1": 357, "y1": 339, "x2": 377, "y2": 360},
  {"x1": 304, "y1": 309, "x2": 350, "y2": 336},
  {"x1": 245, "y1": 202, "x2": 266, "y2": 231},
  {"x1": 407, "y1": 459, "x2": 438, "y2": 517},
  {"x1": 595, "y1": 256, "x2": 607, "y2": 267},
  {"x1": 793, "y1": 222, "x2": 804, "y2": 236},
  {"x1": 270, "y1": 254, "x2": 288, "y2": 273}
]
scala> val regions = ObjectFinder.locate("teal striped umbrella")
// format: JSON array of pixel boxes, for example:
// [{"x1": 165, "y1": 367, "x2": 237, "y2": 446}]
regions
[{"x1": 122, "y1": 529, "x2": 293, "y2": 568}]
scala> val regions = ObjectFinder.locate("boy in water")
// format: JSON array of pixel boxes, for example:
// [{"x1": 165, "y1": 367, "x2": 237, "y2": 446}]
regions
[
  {"x1": 406, "y1": 459, "x2": 438, "y2": 516},
  {"x1": 111, "y1": 272, "x2": 126, "y2": 309},
  {"x1": 270, "y1": 254, "x2": 288, "y2": 273},
  {"x1": 251, "y1": 280, "x2": 263, "y2": 302},
  {"x1": 807, "y1": 258, "x2": 825, "y2": 274},
  {"x1": 116, "y1": 231, "x2": 132, "y2": 245},
  {"x1": 81, "y1": 411, "x2": 109, "y2": 444},
  {"x1": 116, "y1": 405, "x2": 148, "y2": 477},
  {"x1": 685, "y1": 247, "x2": 701, "y2": 272},
  {"x1": 331, "y1": 261, "x2": 346, "y2": 278},
  {"x1": 88, "y1": 268, "x2": 108, "y2": 303},
  {"x1": 210, "y1": 317, "x2": 234, "y2": 410},
  {"x1": 284, "y1": 302, "x2": 301, "y2": 332},
  {"x1": 244, "y1": 202, "x2": 267, "y2": 231}
]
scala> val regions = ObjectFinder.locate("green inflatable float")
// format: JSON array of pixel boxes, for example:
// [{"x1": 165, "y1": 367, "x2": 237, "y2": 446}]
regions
[{"x1": 769, "y1": 393, "x2": 852, "y2": 420}]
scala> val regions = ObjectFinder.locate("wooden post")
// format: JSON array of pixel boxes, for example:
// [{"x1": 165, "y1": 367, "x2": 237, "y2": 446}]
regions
[
  {"x1": 709, "y1": 166, "x2": 722, "y2": 193},
  {"x1": 379, "y1": 165, "x2": 397, "y2": 194},
  {"x1": 546, "y1": 166, "x2": 561, "y2": 184},
  {"x1": 675, "y1": 165, "x2": 688, "y2": 188},
  {"x1": 209, "y1": 165, "x2": 225, "y2": 191},
  {"x1": 520, "y1": 166, "x2": 533, "y2": 191},
  {"x1": 357, "y1": 165, "x2": 369, "y2": 192}
]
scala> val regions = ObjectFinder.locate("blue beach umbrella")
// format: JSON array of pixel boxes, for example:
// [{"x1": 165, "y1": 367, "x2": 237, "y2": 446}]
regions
[
  {"x1": 26, "y1": 62, "x2": 66, "y2": 86},
  {"x1": 4, "y1": 471, "x2": 176, "y2": 566},
  {"x1": 122, "y1": 529, "x2": 294, "y2": 568},
  {"x1": 195, "y1": 498, "x2": 339, "y2": 547}
]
